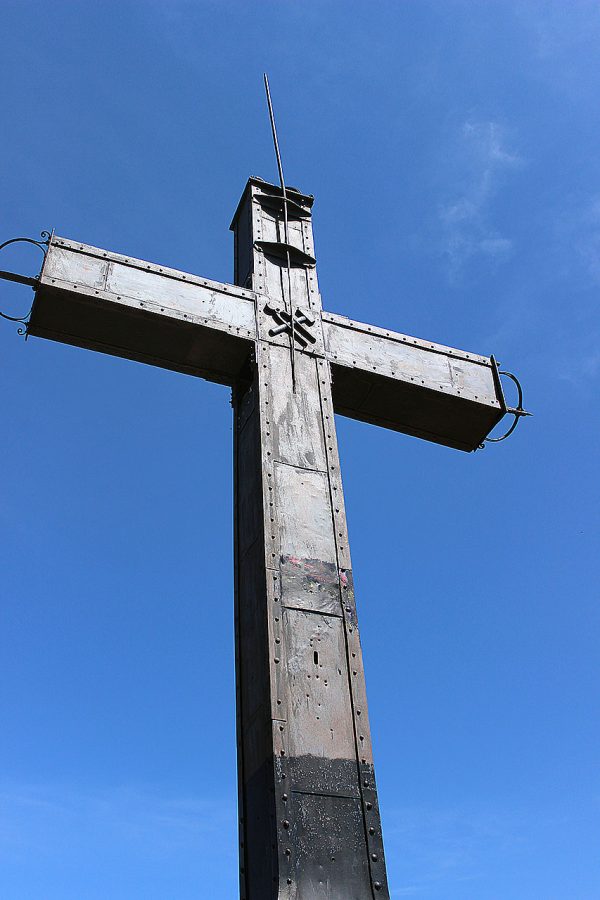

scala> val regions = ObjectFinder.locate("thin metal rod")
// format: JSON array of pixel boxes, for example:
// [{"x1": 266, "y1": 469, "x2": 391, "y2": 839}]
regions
[
  {"x1": 264, "y1": 73, "x2": 296, "y2": 389},
  {"x1": 0, "y1": 270, "x2": 38, "y2": 287}
]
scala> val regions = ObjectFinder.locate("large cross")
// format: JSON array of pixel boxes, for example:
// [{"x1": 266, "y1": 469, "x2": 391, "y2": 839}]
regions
[{"x1": 4, "y1": 170, "x2": 525, "y2": 898}]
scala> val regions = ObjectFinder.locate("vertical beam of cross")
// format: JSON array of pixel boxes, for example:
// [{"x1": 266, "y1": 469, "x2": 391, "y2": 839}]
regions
[
  {"x1": 7, "y1": 139, "x2": 523, "y2": 897},
  {"x1": 232, "y1": 179, "x2": 389, "y2": 898}
]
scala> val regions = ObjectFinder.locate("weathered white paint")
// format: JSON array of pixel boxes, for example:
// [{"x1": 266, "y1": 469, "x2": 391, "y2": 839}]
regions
[
  {"x1": 274, "y1": 462, "x2": 337, "y2": 564},
  {"x1": 323, "y1": 315, "x2": 497, "y2": 405}
]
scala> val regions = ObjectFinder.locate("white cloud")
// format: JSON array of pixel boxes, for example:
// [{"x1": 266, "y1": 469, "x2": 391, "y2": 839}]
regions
[{"x1": 438, "y1": 121, "x2": 523, "y2": 277}]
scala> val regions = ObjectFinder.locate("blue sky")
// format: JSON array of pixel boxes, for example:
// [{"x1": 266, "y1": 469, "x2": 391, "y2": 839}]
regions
[{"x1": 1, "y1": 2, "x2": 599, "y2": 897}]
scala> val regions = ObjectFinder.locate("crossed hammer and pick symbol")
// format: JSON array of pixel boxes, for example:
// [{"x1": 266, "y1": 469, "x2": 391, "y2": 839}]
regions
[{"x1": 264, "y1": 303, "x2": 317, "y2": 349}]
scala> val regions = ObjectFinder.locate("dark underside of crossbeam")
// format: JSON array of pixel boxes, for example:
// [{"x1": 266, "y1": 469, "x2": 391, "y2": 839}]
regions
[
  {"x1": 28, "y1": 283, "x2": 504, "y2": 452},
  {"x1": 28, "y1": 284, "x2": 252, "y2": 387},
  {"x1": 330, "y1": 363, "x2": 504, "y2": 452}
]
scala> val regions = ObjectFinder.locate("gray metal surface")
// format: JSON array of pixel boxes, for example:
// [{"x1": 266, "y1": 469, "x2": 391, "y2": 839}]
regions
[
  {"x1": 233, "y1": 341, "x2": 389, "y2": 898},
  {"x1": 232, "y1": 187, "x2": 389, "y2": 898},
  {"x1": 322, "y1": 311, "x2": 504, "y2": 450},
  {"x1": 24, "y1": 177, "x2": 520, "y2": 898},
  {"x1": 29, "y1": 237, "x2": 256, "y2": 385},
  {"x1": 30, "y1": 203, "x2": 506, "y2": 451}
]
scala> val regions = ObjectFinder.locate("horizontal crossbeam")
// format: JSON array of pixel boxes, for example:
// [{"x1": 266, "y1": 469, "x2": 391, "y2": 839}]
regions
[
  {"x1": 29, "y1": 236, "x2": 256, "y2": 385},
  {"x1": 28, "y1": 235, "x2": 506, "y2": 450},
  {"x1": 322, "y1": 312, "x2": 505, "y2": 451}
]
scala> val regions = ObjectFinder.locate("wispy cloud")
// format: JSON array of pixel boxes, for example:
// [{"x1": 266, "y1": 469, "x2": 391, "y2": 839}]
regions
[{"x1": 438, "y1": 121, "x2": 523, "y2": 278}]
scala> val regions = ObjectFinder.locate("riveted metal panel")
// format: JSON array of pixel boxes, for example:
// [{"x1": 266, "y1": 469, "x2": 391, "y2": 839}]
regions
[
  {"x1": 275, "y1": 463, "x2": 337, "y2": 564},
  {"x1": 29, "y1": 237, "x2": 256, "y2": 386},
  {"x1": 287, "y1": 794, "x2": 372, "y2": 899},
  {"x1": 266, "y1": 347, "x2": 327, "y2": 471},
  {"x1": 44, "y1": 246, "x2": 109, "y2": 289},
  {"x1": 282, "y1": 608, "x2": 357, "y2": 783},
  {"x1": 231, "y1": 178, "x2": 321, "y2": 314},
  {"x1": 105, "y1": 263, "x2": 255, "y2": 330},
  {"x1": 323, "y1": 314, "x2": 504, "y2": 451},
  {"x1": 234, "y1": 324, "x2": 388, "y2": 895},
  {"x1": 323, "y1": 314, "x2": 496, "y2": 401}
]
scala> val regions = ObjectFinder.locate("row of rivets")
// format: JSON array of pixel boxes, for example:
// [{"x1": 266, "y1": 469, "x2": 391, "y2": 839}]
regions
[
  {"x1": 314, "y1": 357, "x2": 388, "y2": 892},
  {"x1": 59, "y1": 238, "x2": 254, "y2": 300},
  {"x1": 321, "y1": 311, "x2": 489, "y2": 365}
]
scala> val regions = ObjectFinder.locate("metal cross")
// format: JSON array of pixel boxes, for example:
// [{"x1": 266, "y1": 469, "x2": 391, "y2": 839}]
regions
[{"x1": 0, "y1": 108, "x2": 527, "y2": 900}]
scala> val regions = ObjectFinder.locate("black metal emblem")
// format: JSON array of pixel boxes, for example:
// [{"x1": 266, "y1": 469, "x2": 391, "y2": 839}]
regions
[{"x1": 264, "y1": 302, "x2": 316, "y2": 349}]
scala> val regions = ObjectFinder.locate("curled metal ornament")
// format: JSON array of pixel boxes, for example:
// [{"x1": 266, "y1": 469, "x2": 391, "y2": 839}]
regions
[
  {"x1": 0, "y1": 231, "x2": 51, "y2": 258},
  {"x1": 483, "y1": 369, "x2": 531, "y2": 446},
  {"x1": 0, "y1": 310, "x2": 30, "y2": 335},
  {"x1": 0, "y1": 231, "x2": 51, "y2": 334}
]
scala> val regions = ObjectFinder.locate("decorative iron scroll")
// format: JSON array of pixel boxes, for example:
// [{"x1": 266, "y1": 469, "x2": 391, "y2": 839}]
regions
[
  {"x1": 0, "y1": 231, "x2": 51, "y2": 334},
  {"x1": 481, "y1": 362, "x2": 531, "y2": 447}
]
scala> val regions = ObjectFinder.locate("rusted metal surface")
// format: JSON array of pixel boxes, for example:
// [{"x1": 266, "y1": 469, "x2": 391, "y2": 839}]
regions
[{"x1": 21, "y1": 175, "x2": 527, "y2": 897}]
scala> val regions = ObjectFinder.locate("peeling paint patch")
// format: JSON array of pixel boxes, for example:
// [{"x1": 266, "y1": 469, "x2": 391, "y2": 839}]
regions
[{"x1": 281, "y1": 555, "x2": 342, "y2": 615}]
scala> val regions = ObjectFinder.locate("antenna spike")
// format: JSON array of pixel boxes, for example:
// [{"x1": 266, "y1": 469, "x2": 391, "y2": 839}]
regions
[{"x1": 263, "y1": 74, "x2": 296, "y2": 390}]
